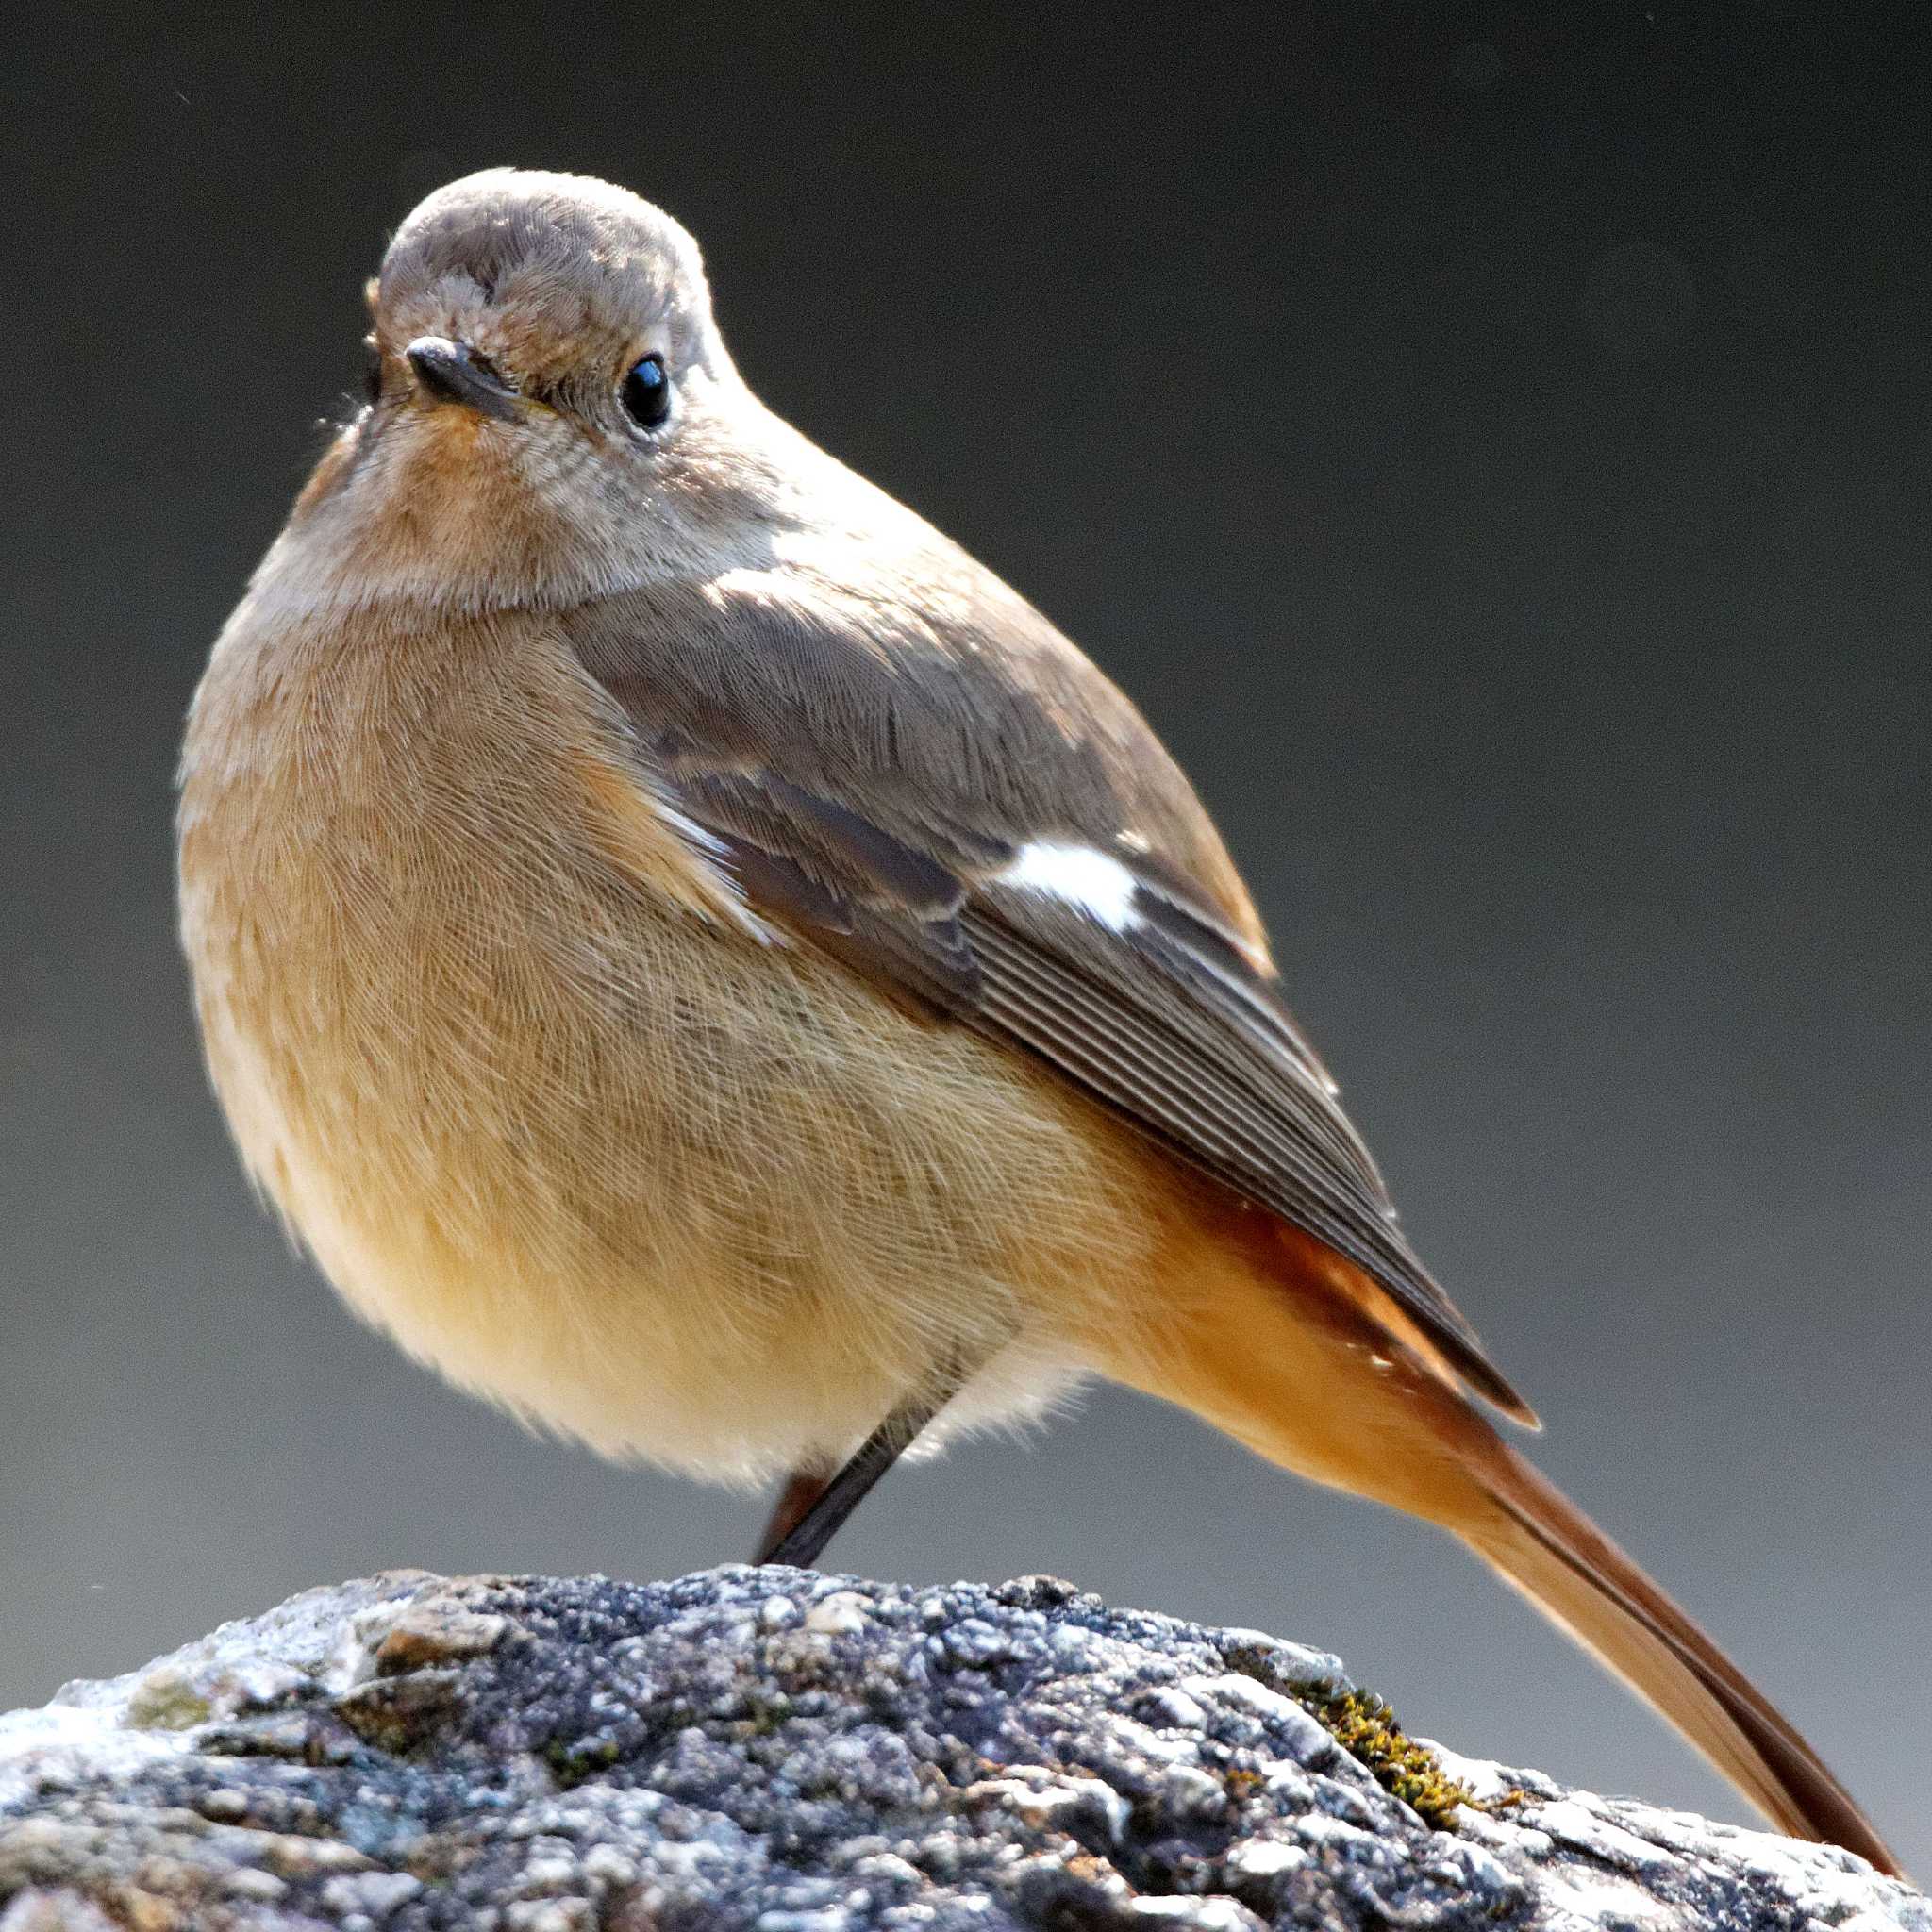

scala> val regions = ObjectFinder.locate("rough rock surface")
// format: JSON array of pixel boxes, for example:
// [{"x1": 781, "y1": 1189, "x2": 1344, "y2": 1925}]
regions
[{"x1": 0, "y1": 1568, "x2": 1920, "y2": 1931}]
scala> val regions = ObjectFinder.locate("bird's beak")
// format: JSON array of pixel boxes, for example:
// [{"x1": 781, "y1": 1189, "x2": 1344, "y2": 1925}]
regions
[{"x1": 403, "y1": 336, "x2": 520, "y2": 422}]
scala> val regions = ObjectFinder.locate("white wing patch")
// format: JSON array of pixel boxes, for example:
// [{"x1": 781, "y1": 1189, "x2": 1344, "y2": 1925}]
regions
[
  {"x1": 998, "y1": 841, "x2": 1140, "y2": 932},
  {"x1": 634, "y1": 777, "x2": 779, "y2": 946}
]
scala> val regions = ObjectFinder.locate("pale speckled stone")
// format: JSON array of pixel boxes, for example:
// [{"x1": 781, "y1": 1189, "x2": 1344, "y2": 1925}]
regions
[{"x1": 0, "y1": 1567, "x2": 1923, "y2": 1932}]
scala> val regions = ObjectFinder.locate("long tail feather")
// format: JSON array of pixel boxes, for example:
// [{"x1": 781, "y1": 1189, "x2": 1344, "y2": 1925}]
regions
[
  {"x1": 1098, "y1": 1222, "x2": 1902, "y2": 1876},
  {"x1": 1467, "y1": 1442, "x2": 1897, "y2": 1869}
]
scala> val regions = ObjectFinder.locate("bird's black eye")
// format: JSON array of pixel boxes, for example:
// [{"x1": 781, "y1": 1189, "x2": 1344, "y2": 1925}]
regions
[
  {"x1": 361, "y1": 335, "x2": 384, "y2": 408},
  {"x1": 620, "y1": 354, "x2": 671, "y2": 429}
]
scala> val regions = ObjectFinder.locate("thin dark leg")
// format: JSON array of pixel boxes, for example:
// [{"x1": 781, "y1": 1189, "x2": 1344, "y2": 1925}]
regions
[
  {"x1": 758, "y1": 1370, "x2": 969, "y2": 1569},
  {"x1": 755, "y1": 1466, "x2": 830, "y2": 1561}
]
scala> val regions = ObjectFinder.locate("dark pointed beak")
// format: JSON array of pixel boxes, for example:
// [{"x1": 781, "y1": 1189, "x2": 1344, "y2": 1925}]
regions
[{"x1": 404, "y1": 336, "x2": 519, "y2": 421}]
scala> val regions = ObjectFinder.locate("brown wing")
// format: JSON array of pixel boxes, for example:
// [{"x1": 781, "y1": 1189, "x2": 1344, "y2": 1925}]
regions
[{"x1": 561, "y1": 571, "x2": 1532, "y2": 1422}]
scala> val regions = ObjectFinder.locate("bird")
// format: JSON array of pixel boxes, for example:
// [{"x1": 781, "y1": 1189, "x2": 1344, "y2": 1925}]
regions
[{"x1": 176, "y1": 167, "x2": 1896, "y2": 1874}]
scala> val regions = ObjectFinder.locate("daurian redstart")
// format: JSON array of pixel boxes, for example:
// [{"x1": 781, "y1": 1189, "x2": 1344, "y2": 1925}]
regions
[{"x1": 177, "y1": 169, "x2": 1896, "y2": 1872}]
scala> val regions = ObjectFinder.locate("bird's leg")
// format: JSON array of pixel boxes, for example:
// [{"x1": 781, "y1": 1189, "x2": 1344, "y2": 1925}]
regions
[
  {"x1": 757, "y1": 1364, "x2": 972, "y2": 1569},
  {"x1": 754, "y1": 1466, "x2": 831, "y2": 1560}
]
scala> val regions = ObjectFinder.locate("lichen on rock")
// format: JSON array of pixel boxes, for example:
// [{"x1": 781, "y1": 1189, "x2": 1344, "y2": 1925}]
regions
[{"x1": 0, "y1": 1567, "x2": 1923, "y2": 1930}]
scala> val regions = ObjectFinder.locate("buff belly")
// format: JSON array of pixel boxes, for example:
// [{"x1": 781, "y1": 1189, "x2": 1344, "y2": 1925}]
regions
[{"x1": 177, "y1": 617, "x2": 1182, "y2": 1480}]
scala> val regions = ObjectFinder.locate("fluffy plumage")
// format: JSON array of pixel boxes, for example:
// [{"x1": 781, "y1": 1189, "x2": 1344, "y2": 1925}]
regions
[{"x1": 177, "y1": 168, "x2": 1895, "y2": 1874}]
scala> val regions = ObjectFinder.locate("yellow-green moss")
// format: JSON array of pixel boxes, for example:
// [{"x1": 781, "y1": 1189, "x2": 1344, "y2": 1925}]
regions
[
  {"x1": 125, "y1": 1668, "x2": 213, "y2": 1732},
  {"x1": 1301, "y1": 1688, "x2": 1474, "y2": 1829}
]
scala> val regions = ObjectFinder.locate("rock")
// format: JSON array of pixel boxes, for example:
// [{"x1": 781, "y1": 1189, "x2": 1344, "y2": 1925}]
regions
[{"x1": 0, "y1": 1568, "x2": 1920, "y2": 1930}]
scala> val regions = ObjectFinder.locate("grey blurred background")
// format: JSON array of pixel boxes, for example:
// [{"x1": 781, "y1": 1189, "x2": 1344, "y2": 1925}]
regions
[{"x1": 4, "y1": 4, "x2": 1927, "y2": 1871}]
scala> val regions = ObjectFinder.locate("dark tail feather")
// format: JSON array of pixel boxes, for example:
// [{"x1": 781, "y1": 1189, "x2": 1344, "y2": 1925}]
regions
[{"x1": 1468, "y1": 1446, "x2": 1902, "y2": 1875}]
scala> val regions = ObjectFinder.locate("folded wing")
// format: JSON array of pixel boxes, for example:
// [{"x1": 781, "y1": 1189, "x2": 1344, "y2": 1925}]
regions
[{"x1": 563, "y1": 572, "x2": 1532, "y2": 1421}]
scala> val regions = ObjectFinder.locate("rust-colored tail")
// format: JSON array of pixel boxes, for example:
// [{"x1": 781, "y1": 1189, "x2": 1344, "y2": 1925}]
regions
[
  {"x1": 1100, "y1": 1223, "x2": 1901, "y2": 1876},
  {"x1": 1465, "y1": 1446, "x2": 1895, "y2": 1868}
]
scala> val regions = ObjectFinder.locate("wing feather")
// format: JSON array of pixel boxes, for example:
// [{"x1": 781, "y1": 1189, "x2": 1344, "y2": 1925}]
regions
[{"x1": 561, "y1": 579, "x2": 1532, "y2": 1421}]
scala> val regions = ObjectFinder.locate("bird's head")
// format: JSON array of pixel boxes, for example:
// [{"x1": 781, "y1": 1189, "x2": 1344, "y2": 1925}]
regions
[{"x1": 257, "y1": 168, "x2": 828, "y2": 615}]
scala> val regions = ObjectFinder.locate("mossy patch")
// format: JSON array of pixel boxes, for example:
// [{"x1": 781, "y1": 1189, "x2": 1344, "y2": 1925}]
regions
[
  {"x1": 1301, "y1": 1687, "x2": 1475, "y2": 1829},
  {"x1": 125, "y1": 1667, "x2": 213, "y2": 1732}
]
